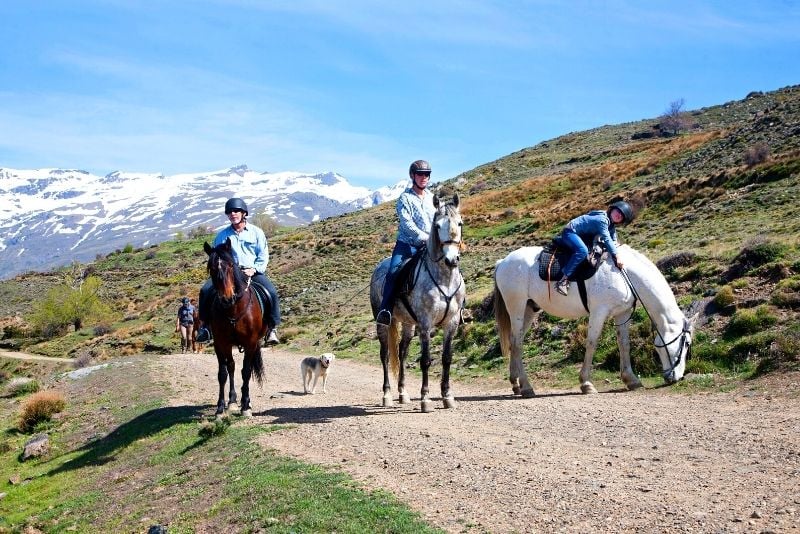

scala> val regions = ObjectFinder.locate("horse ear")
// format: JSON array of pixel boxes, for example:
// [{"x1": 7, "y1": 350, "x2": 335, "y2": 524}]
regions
[
  {"x1": 433, "y1": 195, "x2": 440, "y2": 209},
  {"x1": 224, "y1": 237, "x2": 232, "y2": 250},
  {"x1": 452, "y1": 193, "x2": 460, "y2": 208},
  {"x1": 203, "y1": 242, "x2": 212, "y2": 255}
]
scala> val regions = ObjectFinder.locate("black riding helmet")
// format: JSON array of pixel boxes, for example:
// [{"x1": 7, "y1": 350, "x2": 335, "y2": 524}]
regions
[
  {"x1": 409, "y1": 160, "x2": 431, "y2": 189},
  {"x1": 608, "y1": 200, "x2": 634, "y2": 224},
  {"x1": 225, "y1": 197, "x2": 249, "y2": 216}
]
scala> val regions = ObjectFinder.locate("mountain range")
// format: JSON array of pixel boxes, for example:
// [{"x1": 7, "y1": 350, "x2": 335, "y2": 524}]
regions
[{"x1": 0, "y1": 164, "x2": 407, "y2": 279}]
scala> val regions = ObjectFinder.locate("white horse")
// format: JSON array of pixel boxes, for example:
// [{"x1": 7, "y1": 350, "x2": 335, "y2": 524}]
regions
[{"x1": 494, "y1": 244, "x2": 697, "y2": 396}]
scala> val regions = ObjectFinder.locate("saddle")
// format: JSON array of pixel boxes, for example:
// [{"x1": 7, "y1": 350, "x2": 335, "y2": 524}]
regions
[
  {"x1": 539, "y1": 236, "x2": 606, "y2": 313},
  {"x1": 396, "y1": 247, "x2": 427, "y2": 297}
]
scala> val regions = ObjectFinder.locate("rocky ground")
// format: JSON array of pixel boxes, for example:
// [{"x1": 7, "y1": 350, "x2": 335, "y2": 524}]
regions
[{"x1": 158, "y1": 348, "x2": 800, "y2": 533}]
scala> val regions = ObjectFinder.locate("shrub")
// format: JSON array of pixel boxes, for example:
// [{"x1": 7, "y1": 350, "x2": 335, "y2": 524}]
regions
[
  {"x1": 656, "y1": 251, "x2": 697, "y2": 272},
  {"x1": 722, "y1": 238, "x2": 788, "y2": 281},
  {"x1": 725, "y1": 306, "x2": 778, "y2": 337},
  {"x1": 18, "y1": 390, "x2": 66, "y2": 433},
  {"x1": 5, "y1": 378, "x2": 40, "y2": 397},
  {"x1": 198, "y1": 417, "x2": 230, "y2": 438},
  {"x1": 771, "y1": 277, "x2": 800, "y2": 309},
  {"x1": 713, "y1": 286, "x2": 736, "y2": 308},
  {"x1": 743, "y1": 142, "x2": 770, "y2": 167}
]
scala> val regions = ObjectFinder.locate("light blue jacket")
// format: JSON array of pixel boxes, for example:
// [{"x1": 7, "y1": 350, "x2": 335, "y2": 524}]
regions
[
  {"x1": 396, "y1": 188, "x2": 436, "y2": 247},
  {"x1": 214, "y1": 223, "x2": 269, "y2": 274},
  {"x1": 565, "y1": 210, "x2": 619, "y2": 257}
]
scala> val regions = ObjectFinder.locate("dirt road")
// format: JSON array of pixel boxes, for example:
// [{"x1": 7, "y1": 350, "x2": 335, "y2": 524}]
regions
[{"x1": 159, "y1": 349, "x2": 800, "y2": 533}]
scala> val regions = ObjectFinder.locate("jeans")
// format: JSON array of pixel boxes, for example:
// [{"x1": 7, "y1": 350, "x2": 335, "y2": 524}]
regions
[
  {"x1": 560, "y1": 229, "x2": 589, "y2": 280},
  {"x1": 378, "y1": 241, "x2": 419, "y2": 311}
]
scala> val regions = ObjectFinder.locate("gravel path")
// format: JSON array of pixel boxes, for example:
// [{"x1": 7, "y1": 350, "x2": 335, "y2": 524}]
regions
[{"x1": 160, "y1": 349, "x2": 800, "y2": 533}]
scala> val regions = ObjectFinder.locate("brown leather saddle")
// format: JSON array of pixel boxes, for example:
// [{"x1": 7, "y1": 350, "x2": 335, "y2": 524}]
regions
[{"x1": 538, "y1": 236, "x2": 606, "y2": 312}]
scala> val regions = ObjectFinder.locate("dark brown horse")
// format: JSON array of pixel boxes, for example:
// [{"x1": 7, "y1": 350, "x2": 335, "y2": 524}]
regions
[
  {"x1": 190, "y1": 299, "x2": 205, "y2": 354},
  {"x1": 203, "y1": 239, "x2": 269, "y2": 417}
]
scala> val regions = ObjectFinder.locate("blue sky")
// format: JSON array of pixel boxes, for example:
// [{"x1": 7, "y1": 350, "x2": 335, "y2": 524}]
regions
[{"x1": 1, "y1": 1, "x2": 798, "y2": 189}]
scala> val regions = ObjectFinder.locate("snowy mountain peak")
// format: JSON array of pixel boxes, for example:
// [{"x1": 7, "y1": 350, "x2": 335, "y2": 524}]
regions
[{"x1": 0, "y1": 165, "x2": 407, "y2": 279}]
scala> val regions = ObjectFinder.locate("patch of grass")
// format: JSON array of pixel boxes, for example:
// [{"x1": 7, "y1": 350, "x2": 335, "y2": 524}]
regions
[{"x1": 725, "y1": 306, "x2": 778, "y2": 337}]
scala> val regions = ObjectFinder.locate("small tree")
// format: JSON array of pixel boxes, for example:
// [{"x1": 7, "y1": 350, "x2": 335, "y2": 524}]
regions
[
  {"x1": 249, "y1": 210, "x2": 280, "y2": 238},
  {"x1": 27, "y1": 274, "x2": 113, "y2": 336},
  {"x1": 659, "y1": 98, "x2": 691, "y2": 136},
  {"x1": 744, "y1": 142, "x2": 770, "y2": 167}
]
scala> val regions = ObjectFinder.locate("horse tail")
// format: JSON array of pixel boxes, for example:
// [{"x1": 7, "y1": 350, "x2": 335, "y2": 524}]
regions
[
  {"x1": 388, "y1": 320, "x2": 400, "y2": 380},
  {"x1": 252, "y1": 348, "x2": 265, "y2": 386},
  {"x1": 493, "y1": 275, "x2": 512, "y2": 360}
]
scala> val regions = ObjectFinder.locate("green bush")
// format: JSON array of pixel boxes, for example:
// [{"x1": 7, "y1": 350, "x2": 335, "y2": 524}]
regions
[
  {"x1": 725, "y1": 306, "x2": 778, "y2": 337},
  {"x1": 771, "y1": 277, "x2": 800, "y2": 309},
  {"x1": 714, "y1": 285, "x2": 736, "y2": 308},
  {"x1": 27, "y1": 275, "x2": 113, "y2": 337},
  {"x1": 5, "y1": 378, "x2": 40, "y2": 397}
]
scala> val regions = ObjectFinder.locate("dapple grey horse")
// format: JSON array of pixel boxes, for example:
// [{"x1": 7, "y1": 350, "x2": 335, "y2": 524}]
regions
[{"x1": 370, "y1": 194, "x2": 466, "y2": 413}]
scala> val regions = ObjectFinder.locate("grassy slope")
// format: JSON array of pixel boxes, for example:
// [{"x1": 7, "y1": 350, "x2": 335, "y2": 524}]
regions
[{"x1": 1, "y1": 85, "x2": 798, "y2": 385}]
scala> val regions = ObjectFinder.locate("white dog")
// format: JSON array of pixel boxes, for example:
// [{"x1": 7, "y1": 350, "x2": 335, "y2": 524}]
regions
[{"x1": 301, "y1": 352, "x2": 335, "y2": 394}]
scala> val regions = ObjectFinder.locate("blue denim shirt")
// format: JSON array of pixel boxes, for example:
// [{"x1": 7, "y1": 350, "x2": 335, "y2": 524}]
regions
[
  {"x1": 396, "y1": 188, "x2": 436, "y2": 247},
  {"x1": 565, "y1": 210, "x2": 619, "y2": 257},
  {"x1": 214, "y1": 223, "x2": 269, "y2": 273}
]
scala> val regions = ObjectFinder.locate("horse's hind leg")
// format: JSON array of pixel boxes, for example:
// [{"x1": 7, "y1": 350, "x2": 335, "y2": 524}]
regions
[
  {"x1": 240, "y1": 350, "x2": 254, "y2": 418},
  {"x1": 226, "y1": 355, "x2": 238, "y2": 411},
  {"x1": 509, "y1": 305, "x2": 537, "y2": 398},
  {"x1": 397, "y1": 325, "x2": 414, "y2": 404},
  {"x1": 615, "y1": 317, "x2": 642, "y2": 390},
  {"x1": 378, "y1": 329, "x2": 393, "y2": 407},
  {"x1": 215, "y1": 356, "x2": 228, "y2": 417}
]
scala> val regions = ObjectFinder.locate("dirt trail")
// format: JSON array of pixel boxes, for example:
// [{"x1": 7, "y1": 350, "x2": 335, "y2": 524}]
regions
[
  {"x1": 0, "y1": 349, "x2": 72, "y2": 362},
  {"x1": 159, "y1": 349, "x2": 800, "y2": 533}
]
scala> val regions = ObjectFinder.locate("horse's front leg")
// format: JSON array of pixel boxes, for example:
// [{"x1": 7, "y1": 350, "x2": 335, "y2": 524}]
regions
[
  {"x1": 240, "y1": 348, "x2": 256, "y2": 417},
  {"x1": 580, "y1": 313, "x2": 607, "y2": 394},
  {"x1": 397, "y1": 325, "x2": 414, "y2": 404},
  {"x1": 215, "y1": 355, "x2": 229, "y2": 417},
  {"x1": 226, "y1": 355, "x2": 238, "y2": 411},
  {"x1": 615, "y1": 315, "x2": 642, "y2": 390},
  {"x1": 440, "y1": 323, "x2": 457, "y2": 409},
  {"x1": 419, "y1": 327, "x2": 434, "y2": 413}
]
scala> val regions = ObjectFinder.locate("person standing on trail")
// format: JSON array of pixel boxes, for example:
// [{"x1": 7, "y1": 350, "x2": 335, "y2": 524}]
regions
[
  {"x1": 375, "y1": 159, "x2": 437, "y2": 326},
  {"x1": 195, "y1": 197, "x2": 281, "y2": 345},
  {"x1": 175, "y1": 297, "x2": 195, "y2": 353},
  {"x1": 554, "y1": 200, "x2": 635, "y2": 296}
]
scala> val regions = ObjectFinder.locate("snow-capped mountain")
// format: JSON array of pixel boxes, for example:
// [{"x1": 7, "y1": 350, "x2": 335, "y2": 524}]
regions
[{"x1": 0, "y1": 165, "x2": 407, "y2": 279}]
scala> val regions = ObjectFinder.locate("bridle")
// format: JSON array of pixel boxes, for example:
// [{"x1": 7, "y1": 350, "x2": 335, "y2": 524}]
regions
[{"x1": 619, "y1": 268, "x2": 691, "y2": 380}]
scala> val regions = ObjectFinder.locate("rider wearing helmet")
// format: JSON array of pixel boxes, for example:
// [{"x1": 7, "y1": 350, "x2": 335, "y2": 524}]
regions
[
  {"x1": 175, "y1": 296, "x2": 195, "y2": 353},
  {"x1": 555, "y1": 200, "x2": 635, "y2": 296},
  {"x1": 196, "y1": 197, "x2": 282, "y2": 345},
  {"x1": 375, "y1": 160, "x2": 437, "y2": 325}
]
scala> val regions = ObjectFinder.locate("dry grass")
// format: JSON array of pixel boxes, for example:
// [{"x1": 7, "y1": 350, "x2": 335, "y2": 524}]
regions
[{"x1": 18, "y1": 389, "x2": 66, "y2": 432}]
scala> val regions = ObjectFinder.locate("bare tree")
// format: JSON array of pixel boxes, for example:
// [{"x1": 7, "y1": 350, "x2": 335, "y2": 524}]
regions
[{"x1": 659, "y1": 98, "x2": 691, "y2": 136}]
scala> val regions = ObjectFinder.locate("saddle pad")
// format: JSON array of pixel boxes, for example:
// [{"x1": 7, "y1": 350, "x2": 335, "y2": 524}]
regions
[
  {"x1": 538, "y1": 243, "x2": 601, "y2": 282},
  {"x1": 250, "y1": 281, "x2": 273, "y2": 327}
]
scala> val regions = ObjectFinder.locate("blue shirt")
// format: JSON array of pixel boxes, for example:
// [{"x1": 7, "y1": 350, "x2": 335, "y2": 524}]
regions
[
  {"x1": 565, "y1": 210, "x2": 620, "y2": 257},
  {"x1": 396, "y1": 188, "x2": 436, "y2": 247},
  {"x1": 214, "y1": 223, "x2": 269, "y2": 274}
]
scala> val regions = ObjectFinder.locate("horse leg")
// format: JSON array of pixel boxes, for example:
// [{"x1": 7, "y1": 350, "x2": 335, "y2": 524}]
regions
[
  {"x1": 397, "y1": 325, "x2": 414, "y2": 404},
  {"x1": 215, "y1": 357, "x2": 228, "y2": 417},
  {"x1": 580, "y1": 313, "x2": 606, "y2": 394},
  {"x1": 440, "y1": 324, "x2": 457, "y2": 409},
  {"x1": 615, "y1": 317, "x2": 642, "y2": 390},
  {"x1": 240, "y1": 350, "x2": 253, "y2": 418},
  {"x1": 378, "y1": 329, "x2": 393, "y2": 407},
  {"x1": 419, "y1": 328, "x2": 434, "y2": 413},
  {"x1": 227, "y1": 356, "x2": 238, "y2": 412},
  {"x1": 507, "y1": 306, "x2": 536, "y2": 397}
]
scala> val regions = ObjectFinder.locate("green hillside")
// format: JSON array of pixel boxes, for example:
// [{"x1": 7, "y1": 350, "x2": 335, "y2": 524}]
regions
[{"x1": 2, "y1": 85, "x2": 799, "y2": 388}]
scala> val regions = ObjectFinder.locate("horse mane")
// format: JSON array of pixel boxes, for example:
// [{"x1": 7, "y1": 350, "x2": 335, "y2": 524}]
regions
[{"x1": 618, "y1": 244, "x2": 680, "y2": 310}]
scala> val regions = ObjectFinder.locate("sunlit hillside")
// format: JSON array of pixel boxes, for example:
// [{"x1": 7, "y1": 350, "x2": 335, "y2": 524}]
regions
[{"x1": 2, "y1": 85, "x2": 798, "y2": 387}]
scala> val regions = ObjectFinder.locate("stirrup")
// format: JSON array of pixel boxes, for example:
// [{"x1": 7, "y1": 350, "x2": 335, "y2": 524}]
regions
[
  {"x1": 265, "y1": 329, "x2": 280, "y2": 345},
  {"x1": 376, "y1": 309, "x2": 392, "y2": 326}
]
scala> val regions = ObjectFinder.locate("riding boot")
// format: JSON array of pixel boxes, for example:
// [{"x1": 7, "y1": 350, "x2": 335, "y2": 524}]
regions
[{"x1": 555, "y1": 277, "x2": 570, "y2": 296}]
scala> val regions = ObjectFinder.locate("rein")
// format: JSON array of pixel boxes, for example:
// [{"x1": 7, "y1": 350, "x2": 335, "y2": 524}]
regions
[
  {"x1": 420, "y1": 247, "x2": 464, "y2": 326},
  {"x1": 619, "y1": 268, "x2": 690, "y2": 377}
]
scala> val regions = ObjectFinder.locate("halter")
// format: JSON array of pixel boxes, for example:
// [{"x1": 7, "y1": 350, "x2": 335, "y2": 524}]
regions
[{"x1": 619, "y1": 268, "x2": 691, "y2": 379}]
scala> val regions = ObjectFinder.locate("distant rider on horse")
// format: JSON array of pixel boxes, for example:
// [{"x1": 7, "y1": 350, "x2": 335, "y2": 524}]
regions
[
  {"x1": 196, "y1": 197, "x2": 281, "y2": 345},
  {"x1": 375, "y1": 159, "x2": 437, "y2": 326},
  {"x1": 555, "y1": 200, "x2": 635, "y2": 296}
]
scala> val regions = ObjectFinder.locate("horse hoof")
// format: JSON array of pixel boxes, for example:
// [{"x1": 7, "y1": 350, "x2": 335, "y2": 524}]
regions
[
  {"x1": 382, "y1": 396, "x2": 394, "y2": 407},
  {"x1": 520, "y1": 388, "x2": 536, "y2": 398},
  {"x1": 442, "y1": 397, "x2": 457, "y2": 409},
  {"x1": 421, "y1": 400, "x2": 435, "y2": 413},
  {"x1": 227, "y1": 402, "x2": 239, "y2": 413},
  {"x1": 215, "y1": 412, "x2": 224, "y2": 420},
  {"x1": 580, "y1": 383, "x2": 598, "y2": 394},
  {"x1": 241, "y1": 409, "x2": 253, "y2": 418},
  {"x1": 399, "y1": 393, "x2": 412, "y2": 404},
  {"x1": 511, "y1": 386, "x2": 522, "y2": 396},
  {"x1": 626, "y1": 381, "x2": 643, "y2": 391}
]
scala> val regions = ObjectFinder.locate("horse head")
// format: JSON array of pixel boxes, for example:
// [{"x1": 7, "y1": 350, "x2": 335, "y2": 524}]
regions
[
  {"x1": 204, "y1": 238, "x2": 246, "y2": 305},
  {"x1": 431, "y1": 193, "x2": 463, "y2": 268},
  {"x1": 656, "y1": 312, "x2": 698, "y2": 384}
]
